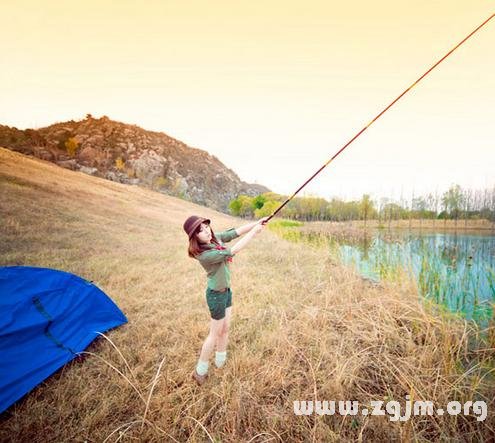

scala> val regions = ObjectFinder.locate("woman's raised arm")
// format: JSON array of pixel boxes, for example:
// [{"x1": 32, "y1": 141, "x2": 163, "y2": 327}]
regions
[
  {"x1": 235, "y1": 216, "x2": 269, "y2": 236},
  {"x1": 231, "y1": 223, "x2": 264, "y2": 255}
]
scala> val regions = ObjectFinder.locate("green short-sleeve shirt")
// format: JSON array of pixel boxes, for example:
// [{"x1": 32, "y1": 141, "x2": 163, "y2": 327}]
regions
[{"x1": 196, "y1": 227, "x2": 239, "y2": 291}]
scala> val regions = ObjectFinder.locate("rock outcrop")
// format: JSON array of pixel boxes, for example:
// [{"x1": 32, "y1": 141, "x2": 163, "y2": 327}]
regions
[{"x1": 0, "y1": 115, "x2": 269, "y2": 212}]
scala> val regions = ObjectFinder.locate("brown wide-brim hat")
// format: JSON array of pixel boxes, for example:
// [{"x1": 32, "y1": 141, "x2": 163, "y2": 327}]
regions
[{"x1": 183, "y1": 215, "x2": 211, "y2": 239}]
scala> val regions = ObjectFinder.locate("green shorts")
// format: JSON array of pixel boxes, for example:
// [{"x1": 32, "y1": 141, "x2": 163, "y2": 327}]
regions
[{"x1": 206, "y1": 287, "x2": 232, "y2": 320}]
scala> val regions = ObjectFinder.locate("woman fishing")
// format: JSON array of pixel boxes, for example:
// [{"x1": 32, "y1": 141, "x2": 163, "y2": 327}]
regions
[{"x1": 183, "y1": 215, "x2": 268, "y2": 385}]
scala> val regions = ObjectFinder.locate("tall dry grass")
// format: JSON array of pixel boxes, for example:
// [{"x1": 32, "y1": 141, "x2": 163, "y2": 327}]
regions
[
  {"x1": 0, "y1": 147, "x2": 494, "y2": 442},
  {"x1": 311, "y1": 219, "x2": 495, "y2": 232},
  {"x1": 298, "y1": 220, "x2": 495, "y2": 245}
]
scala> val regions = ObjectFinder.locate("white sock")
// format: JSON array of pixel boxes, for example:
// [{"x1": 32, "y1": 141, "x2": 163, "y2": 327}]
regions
[
  {"x1": 215, "y1": 351, "x2": 227, "y2": 368},
  {"x1": 196, "y1": 359, "x2": 209, "y2": 376}
]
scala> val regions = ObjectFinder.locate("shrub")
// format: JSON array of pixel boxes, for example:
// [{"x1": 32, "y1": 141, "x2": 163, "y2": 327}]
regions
[
  {"x1": 115, "y1": 157, "x2": 125, "y2": 171},
  {"x1": 65, "y1": 137, "x2": 79, "y2": 157}
]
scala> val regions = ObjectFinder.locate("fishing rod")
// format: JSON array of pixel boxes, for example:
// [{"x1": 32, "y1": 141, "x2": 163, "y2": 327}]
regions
[{"x1": 262, "y1": 13, "x2": 494, "y2": 225}]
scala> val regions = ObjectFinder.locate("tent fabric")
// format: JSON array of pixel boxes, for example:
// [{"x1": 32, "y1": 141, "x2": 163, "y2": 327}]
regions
[{"x1": 0, "y1": 266, "x2": 127, "y2": 413}]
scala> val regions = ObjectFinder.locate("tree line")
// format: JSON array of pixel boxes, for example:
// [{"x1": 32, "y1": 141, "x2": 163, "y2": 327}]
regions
[{"x1": 229, "y1": 185, "x2": 495, "y2": 223}]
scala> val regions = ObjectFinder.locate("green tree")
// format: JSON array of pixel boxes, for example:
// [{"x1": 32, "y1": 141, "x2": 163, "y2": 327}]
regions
[
  {"x1": 326, "y1": 198, "x2": 347, "y2": 221},
  {"x1": 359, "y1": 194, "x2": 375, "y2": 227},
  {"x1": 442, "y1": 184, "x2": 464, "y2": 222},
  {"x1": 254, "y1": 200, "x2": 279, "y2": 218},
  {"x1": 261, "y1": 192, "x2": 286, "y2": 203},
  {"x1": 228, "y1": 195, "x2": 254, "y2": 217},
  {"x1": 381, "y1": 203, "x2": 405, "y2": 227},
  {"x1": 238, "y1": 195, "x2": 254, "y2": 217},
  {"x1": 228, "y1": 198, "x2": 242, "y2": 216},
  {"x1": 252, "y1": 194, "x2": 266, "y2": 210}
]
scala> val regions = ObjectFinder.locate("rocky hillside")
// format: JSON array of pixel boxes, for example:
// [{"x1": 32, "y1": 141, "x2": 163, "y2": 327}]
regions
[{"x1": 0, "y1": 115, "x2": 269, "y2": 212}]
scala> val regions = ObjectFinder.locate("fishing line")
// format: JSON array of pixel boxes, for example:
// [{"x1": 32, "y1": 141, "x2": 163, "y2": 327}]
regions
[{"x1": 263, "y1": 13, "x2": 494, "y2": 224}]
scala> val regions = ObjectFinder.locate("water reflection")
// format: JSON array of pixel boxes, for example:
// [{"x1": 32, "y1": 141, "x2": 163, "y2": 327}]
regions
[{"x1": 338, "y1": 231, "x2": 495, "y2": 322}]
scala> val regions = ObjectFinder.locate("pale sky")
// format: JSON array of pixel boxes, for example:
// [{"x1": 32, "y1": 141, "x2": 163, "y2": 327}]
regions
[{"x1": 1, "y1": 1, "x2": 494, "y2": 202}]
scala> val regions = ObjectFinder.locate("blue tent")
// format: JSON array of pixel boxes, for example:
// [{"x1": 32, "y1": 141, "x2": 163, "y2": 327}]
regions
[{"x1": 0, "y1": 266, "x2": 128, "y2": 413}]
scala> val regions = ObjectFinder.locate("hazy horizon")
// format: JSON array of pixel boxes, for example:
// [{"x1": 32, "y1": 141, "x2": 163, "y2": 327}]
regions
[
  {"x1": 2, "y1": 1, "x2": 494, "y2": 202},
  {"x1": 4, "y1": 113, "x2": 493, "y2": 205}
]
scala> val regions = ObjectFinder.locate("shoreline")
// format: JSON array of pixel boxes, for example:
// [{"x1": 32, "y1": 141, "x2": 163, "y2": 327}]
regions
[{"x1": 295, "y1": 219, "x2": 495, "y2": 238}]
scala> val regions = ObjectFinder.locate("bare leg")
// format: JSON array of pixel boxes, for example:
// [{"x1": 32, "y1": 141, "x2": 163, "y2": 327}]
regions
[
  {"x1": 199, "y1": 317, "x2": 225, "y2": 362},
  {"x1": 216, "y1": 306, "x2": 232, "y2": 352}
]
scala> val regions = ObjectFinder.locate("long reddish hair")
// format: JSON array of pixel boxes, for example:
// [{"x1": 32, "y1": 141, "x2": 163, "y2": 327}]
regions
[{"x1": 187, "y1": 224, "x2": 220, "y2": 258}]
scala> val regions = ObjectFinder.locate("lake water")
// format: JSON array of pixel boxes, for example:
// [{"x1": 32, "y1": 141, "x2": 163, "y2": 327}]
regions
[{"x1": 339, "y1": 231, "x2": 495, "y2": 321}]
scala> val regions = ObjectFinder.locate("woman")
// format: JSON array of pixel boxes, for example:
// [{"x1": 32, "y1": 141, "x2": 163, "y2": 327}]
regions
[{"x1": 183, "y1": 215, "x2": 267, "y2": 385}]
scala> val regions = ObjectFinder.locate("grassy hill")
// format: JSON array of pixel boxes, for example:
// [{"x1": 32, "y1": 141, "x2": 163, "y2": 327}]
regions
[{"x1": 0, "y1": 147, "x2": 493, "y2": 442}]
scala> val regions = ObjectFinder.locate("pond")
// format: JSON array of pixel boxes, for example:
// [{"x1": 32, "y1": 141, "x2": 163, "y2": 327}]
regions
[
  {"x1": 339, "y1": 231, "x2": 495, "y2": 322},
  {"x1": 268, "y1": 221, "x2": 495, "y2": 323}
]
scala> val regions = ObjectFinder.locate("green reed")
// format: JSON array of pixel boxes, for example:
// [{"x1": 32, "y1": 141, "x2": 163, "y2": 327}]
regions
[{"x1": 268, "y1": 220, "x2": 495, "y2": 324}]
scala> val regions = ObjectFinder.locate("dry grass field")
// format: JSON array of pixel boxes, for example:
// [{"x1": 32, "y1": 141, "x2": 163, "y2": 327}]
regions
[{"x1": 0, "y1": 147, "x2": 493, "y2": 442}]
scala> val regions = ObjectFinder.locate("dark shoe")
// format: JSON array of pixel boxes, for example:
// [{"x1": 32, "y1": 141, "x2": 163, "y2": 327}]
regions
[{"x1": 192, "y1": 369, "x2": 208, "y2": 385}]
